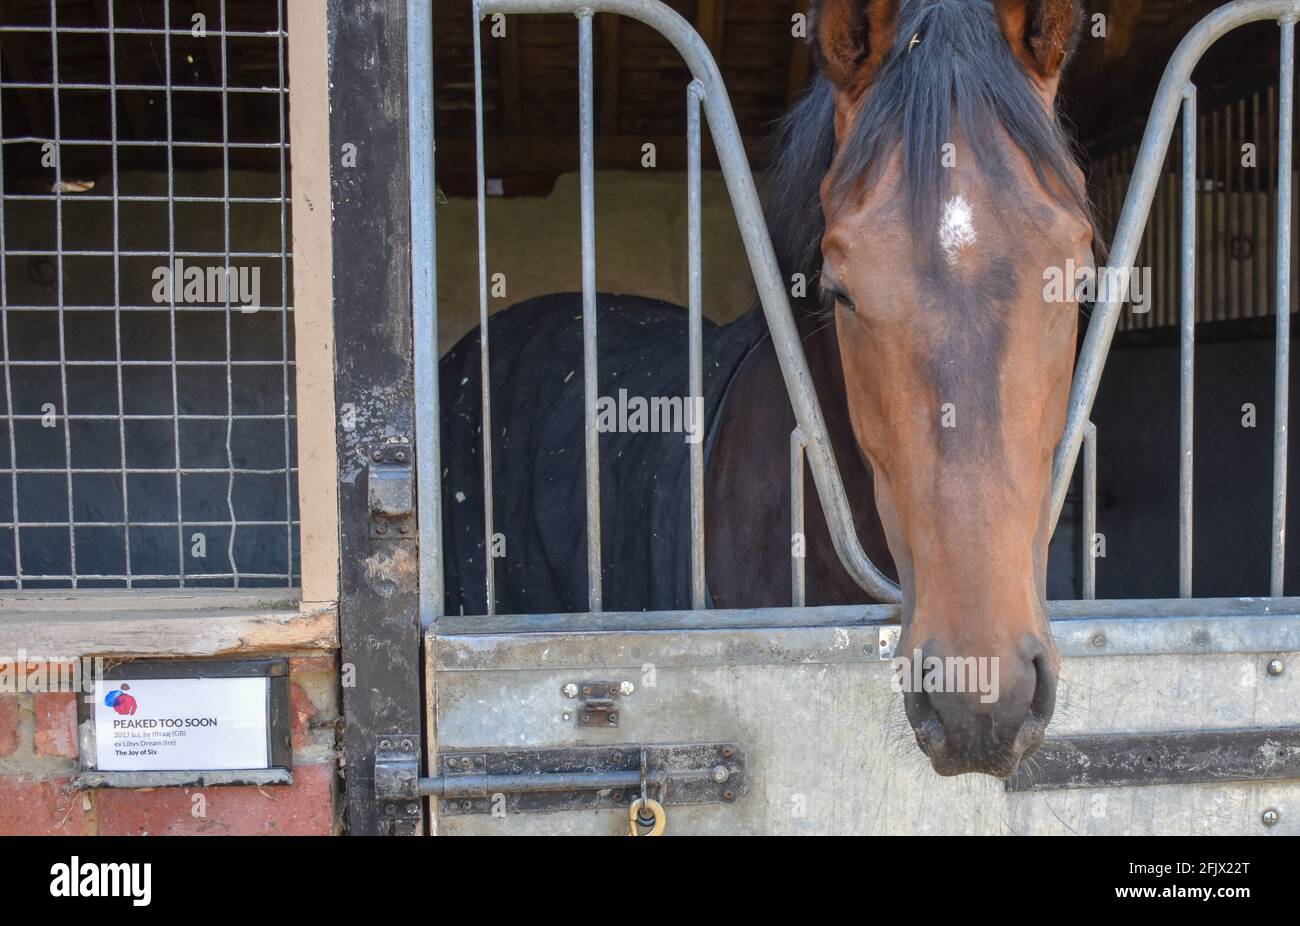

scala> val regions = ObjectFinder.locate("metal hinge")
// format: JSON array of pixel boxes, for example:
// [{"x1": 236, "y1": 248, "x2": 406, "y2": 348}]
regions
[
  {"x1": 375, "y1": 743, "x2": 747, "y2": 816},
  {"x1": 367, "y1": 443, "x2": 414, "y2": 539}
]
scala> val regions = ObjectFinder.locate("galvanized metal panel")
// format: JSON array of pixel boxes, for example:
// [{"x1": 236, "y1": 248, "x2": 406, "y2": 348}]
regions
[{"x1": 429, "y1": 605, "x2": 1299, "y2": 835}]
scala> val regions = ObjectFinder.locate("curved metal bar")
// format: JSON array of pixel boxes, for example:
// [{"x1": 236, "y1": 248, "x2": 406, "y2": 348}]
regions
[
  {"x1": 1051, "y1": 0, "x2": 1300, "y2": 538},
  {"x1": 479, "y1": 0, "x2": 902, "y2": 601}
]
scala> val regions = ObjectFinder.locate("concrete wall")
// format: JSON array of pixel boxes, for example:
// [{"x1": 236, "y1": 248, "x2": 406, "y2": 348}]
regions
[{"x1": 435, "y1": 170, "x2": 754, "y2": 353}]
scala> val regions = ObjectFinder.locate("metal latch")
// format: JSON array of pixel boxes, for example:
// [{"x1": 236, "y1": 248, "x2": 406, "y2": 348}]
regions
[
  {"x1": 368, "y1": 443, "x2": 413, "y2": 539},
  {"x1": 562, "y1": 680, "x2": 634, "y2": 727},
  {"x1": 374, "y1": 733, "x2": 421, "y2": 835},
  {"x1": 375, "y1": 743, "x2": 747, "y2": 816}
]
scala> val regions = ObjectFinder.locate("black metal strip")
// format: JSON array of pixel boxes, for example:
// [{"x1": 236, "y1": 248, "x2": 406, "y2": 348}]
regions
[{"x1": 1006, "y1": 727, "x2": 1300, "y2": 792}]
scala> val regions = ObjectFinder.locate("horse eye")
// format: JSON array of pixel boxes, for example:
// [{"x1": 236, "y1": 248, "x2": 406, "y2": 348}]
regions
[{"x1": 820, "y1": 283, "x2": 855, "y2": 314}]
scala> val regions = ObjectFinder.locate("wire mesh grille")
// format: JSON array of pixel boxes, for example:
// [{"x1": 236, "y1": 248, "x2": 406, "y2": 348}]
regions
[{"x1": 0, "y1": 0, "x2": 297, "y2": 589}]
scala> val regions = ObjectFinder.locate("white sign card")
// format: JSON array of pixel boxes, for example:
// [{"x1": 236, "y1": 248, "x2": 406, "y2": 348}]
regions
[{"x1": 94, "y1": 676, "x2": 270, "y2": 772}]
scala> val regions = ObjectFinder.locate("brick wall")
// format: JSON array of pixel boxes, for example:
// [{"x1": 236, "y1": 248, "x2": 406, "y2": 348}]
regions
[{"x1": 0, "y1": 654, "x2": 342, "y2": 836}]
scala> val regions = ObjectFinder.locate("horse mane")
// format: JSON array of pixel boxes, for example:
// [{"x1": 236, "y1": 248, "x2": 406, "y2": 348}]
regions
[{"x1": 761, "y1": 0, "x2": 1098, "y2": 316}]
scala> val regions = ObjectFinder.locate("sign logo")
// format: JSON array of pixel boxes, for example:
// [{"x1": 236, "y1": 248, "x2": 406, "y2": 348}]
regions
[{"x1": 104, "y1": 684, "x2": 138, "y2": 716}]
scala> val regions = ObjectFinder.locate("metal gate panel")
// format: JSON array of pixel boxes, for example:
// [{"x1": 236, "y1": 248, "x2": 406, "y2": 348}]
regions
[
  {"x1": 426, "y1": 601, "x2": 1299, "y2": 835},
  {"x1": 404, "y1": 0, "x2": 1300, "y2": 834}
]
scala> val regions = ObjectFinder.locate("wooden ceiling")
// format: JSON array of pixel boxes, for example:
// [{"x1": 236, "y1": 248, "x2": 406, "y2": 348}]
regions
[
  {"x1": 0, "y1": 1, "x2": 1283, "y2": 191},
  {"x1": 432, "y1": 0, "x2": 1282, "y2": 192}
]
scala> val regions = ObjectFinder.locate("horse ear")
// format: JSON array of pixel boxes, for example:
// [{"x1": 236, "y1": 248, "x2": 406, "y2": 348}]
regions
[
  {"x1": 994, "y1": 0, "x2": 1083, "y2": 82},
  {"x1": 811, "y1": 0, "x2": 900, "y2": 98}
]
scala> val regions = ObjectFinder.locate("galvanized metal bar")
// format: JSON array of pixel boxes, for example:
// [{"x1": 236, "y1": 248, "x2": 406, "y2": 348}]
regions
[
  {"x1": 1180, "y1": 86, "x2": 1197, "y2": 598},
  {"x1": 0, "y1": 5, "x2": 18, "y2": 587},
  {"x1": 432, "y1": 597, "x2": 1300, "y2": 667},
  {"x1": 1051, "y1": 0, "x2": 1300, "y2": 537},
  {"x1": 578, "y1": 10, "x2": 603, "y2": 612},
  {"x1": 218, "y1": 0, "x2": 240, "y2": 588},
  {"x1": 420, "y1": 768, "x2": 662, "y2": 797},
  {"x1": 790, "y1": 428, "x2": 807, "y2": 607},
  {"x1": 1274, "y1": 17, "x2": 1296, "y2": 597},
  {"x1": 1082, "y1": 421, "x2": 1096, "y2": 601},
  {"x1": 471, "y1": 2, "x2": 497, "y2": 615},
  {"x1": 106, "y1": 0, "x2": 132, "y2": 588},
  {"x1": 49, "y1": 0, "x2": 78, "y2": 587},
  {"x1": 481, "y1": 0, "x2": 900, "y2": 601},
  {"x1": 410, "y1": 0, "x2": 445, "y2": 627},
  {"x1": 687, "y1": 80, "x2": 706, "y2": 610}
]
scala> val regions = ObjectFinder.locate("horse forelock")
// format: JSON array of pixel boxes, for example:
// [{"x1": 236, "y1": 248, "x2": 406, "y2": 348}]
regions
[{"x1": 763, "y1": 0, "x2": 1098, "y2": 308}]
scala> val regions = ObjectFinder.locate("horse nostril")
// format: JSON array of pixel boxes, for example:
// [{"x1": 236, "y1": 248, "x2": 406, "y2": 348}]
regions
[{"x1": 1029, "y1": 652, "x2": 1058, "y2": 722}]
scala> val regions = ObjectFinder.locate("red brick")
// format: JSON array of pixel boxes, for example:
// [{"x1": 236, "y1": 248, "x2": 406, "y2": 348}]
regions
[
  {"x1": 96, "y1": 762, "x2": 336, "y2": 835},
  {"x1": 289, "y1": 654, "x2": 337, "y2": 676},
  {"x1": 0, "y1": 695, "x2": 19, "y2": 757},
  {"x1": 34, "y1": 692, "x2": 78, "y2": 758},
  {"x1": 289, "y1": 681, "x2": 320, "y2": 748},
  {"x1": 0, "y1": 777, "x2": 86, "y2": 835}
]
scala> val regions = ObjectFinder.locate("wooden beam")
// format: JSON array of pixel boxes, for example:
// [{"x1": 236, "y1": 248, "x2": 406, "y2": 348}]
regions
[
  {"x1": 786, "y1": 0, "x2": 812, "y2": 103},
  {"x1": 1105, "y1": 0, "x2": 1146, "y2": 60},
  {"x1": 498, "y1": 12, "x2": 524, "y2": 134},
  {"x1": 598, "y1": 13, "x2": 621, "y2": 134},
  {"x1": 696, "y1": 0, "x2": 727, "y2": 58},
  {"x1": 0, "y1": 591, "x2": 338, "y2": 658}
]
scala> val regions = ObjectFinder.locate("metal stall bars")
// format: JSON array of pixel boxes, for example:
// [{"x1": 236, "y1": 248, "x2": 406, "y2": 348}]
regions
[
  {"x1": 0, "y1": 1, "x2": 297, "y2": 589},
  {"x1": 1054, "y1": 0, "x2": 1299, "y2": 601},
  {"x1": 430, "y1": 0, "x2": 903, "y2": 617}
]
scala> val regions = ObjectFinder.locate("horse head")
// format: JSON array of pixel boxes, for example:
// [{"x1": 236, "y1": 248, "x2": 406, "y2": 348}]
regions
[{"x1": 809, "y1": 0, "x2": 1095, "y2": 776}]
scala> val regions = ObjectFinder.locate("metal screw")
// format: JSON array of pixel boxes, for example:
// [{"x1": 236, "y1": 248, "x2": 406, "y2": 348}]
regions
[
  {"x1": 475, "y1": 756, "x2": 485, "y2": 767},
  {"x1": 379, "y1": 739, "x2": 391, "y2": 749},
  {"x1": 1091, "y1": 631, "x2": 1106, "y2": 649},
  {"x1": 384, "y1": 803, "x2": 396, "y2": 813},
  {"x1": 399, "y1": 524, "x2": 410, "y2": 534},
  {"x1": 607, "y1": 712, "x2": 618, "y2": 725},
  {"x1": 406, "y1": 803, "x2": 418, "y2": 814},
  {"x1": 722, "y1": 790, "x2": 735, "y2": 802},
  {"x1": 460, "y1": 800, "x2": 473, "y2": 811},
  {"x1": 400, "y1": 739, "x2": 412, "y2": 749},
  {"x1": 720, "y1": 746, "x2": 734, "y2": 759},
  {"x1": 1267, "y1": 659, "x2": 1285, "y2": 676},
  {"x1": 619, "y1": 681, "x2": 635, "y2": 696},
  {"x1": 1262, "y1": 808, "x2": 1280, "y2": 827},
  {"x1": 376, "y1": 522, "x2": 389, "y2": 535},
  {"x1": 562, "y1": 712, "x2": 571, "y2": 721},
  {"x1": 562, "y1": 683, "x2": 579, "y2": 699},
  {"x1": 611, "y1": 751, "x2": 623, "y2": 764},
  {"x1": 372, "y1": 450, "x2": 383, "y2": 461},
  {"x1": 711, "y1": 765, "x2": 730, "y2": 783},
  {"x1": 395, "y1": 450, "x2": 407, "y2": 462}
]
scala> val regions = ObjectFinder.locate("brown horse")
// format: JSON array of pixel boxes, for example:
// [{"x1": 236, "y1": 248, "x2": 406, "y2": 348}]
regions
[
  {"x1": 710, "y1": 0, "x2": 1095, "y2": 776},
  {"x1": 441, "y1": 0, "x2": 1096, "y2": 779}
]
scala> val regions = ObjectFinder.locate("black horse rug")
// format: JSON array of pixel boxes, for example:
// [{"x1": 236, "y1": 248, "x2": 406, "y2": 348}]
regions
[{"x1": 440, "y1": 293, "x2": 767, "y2": 616}]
